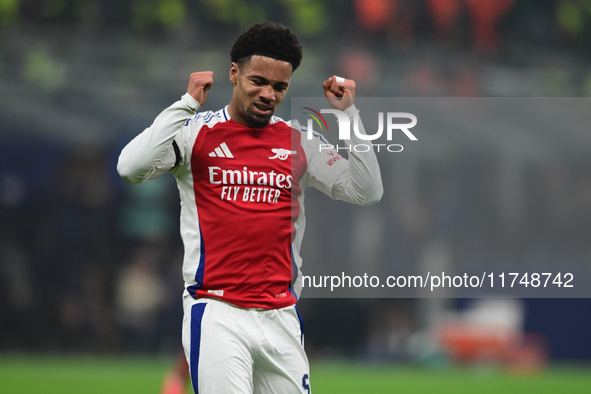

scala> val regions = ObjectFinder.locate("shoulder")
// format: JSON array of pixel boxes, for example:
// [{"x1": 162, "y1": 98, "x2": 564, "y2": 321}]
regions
[
  {"x1": 175, "y1": 107, "x2": 231, "y2": 160},
  {"x1": 268, "y1": 114, "x2": 292, "y2": 129},
  {"x1": 270, "y1": 117, "x2": 328, "y2": 141},
  {"x1": 186, "y1": 106, "x2": 231, "y2": 128},
  {"x1": 283, "y1": 119, "x2": 339, "y2": 168},
  {"x1": 295, "y1": 119, "x2": 331, "y2": 146}
]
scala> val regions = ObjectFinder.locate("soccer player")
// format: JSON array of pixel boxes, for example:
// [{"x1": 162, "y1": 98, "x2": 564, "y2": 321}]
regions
[{"x1": 118, "y1": 22, "x2": 382, "y2": 394}]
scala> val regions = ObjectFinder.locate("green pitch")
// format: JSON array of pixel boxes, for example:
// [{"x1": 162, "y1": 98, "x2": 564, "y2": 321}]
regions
[{"x1": 1, "y1": 354, "x2": 590, "y2": 393}]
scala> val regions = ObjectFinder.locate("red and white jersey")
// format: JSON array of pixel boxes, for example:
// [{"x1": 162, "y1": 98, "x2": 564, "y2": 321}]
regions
[{"x1": 118, "y1": 93, "x2": 382, "y2": 309}]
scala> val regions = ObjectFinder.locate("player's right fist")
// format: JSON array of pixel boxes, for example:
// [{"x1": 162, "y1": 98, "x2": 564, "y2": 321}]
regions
[{"x1": 187, "y1": 71, "x2": 214, "y2": 106}]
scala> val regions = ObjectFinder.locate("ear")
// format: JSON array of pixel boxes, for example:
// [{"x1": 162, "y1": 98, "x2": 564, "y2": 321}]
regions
[{"x1": 229, "y1": 62, "x2": 239, "y2": 85}]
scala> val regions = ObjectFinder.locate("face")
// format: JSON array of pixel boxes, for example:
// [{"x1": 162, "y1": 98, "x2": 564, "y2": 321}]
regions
[{"x1": 228, "y1": 55, "x2": 292, "y2": 128}]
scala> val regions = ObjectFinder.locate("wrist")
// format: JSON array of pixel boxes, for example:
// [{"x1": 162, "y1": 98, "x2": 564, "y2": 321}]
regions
[
  {"x1": 181, "y1": 93, "x2": 201, "y2": 112},
  {"x1": 344, "y1": 104, "x2": 358, "y2": 118}
]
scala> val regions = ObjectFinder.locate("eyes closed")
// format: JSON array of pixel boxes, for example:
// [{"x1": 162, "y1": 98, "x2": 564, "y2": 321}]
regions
[{"x1": 250, "y1": 77, "x2": 288, "y2": 93}]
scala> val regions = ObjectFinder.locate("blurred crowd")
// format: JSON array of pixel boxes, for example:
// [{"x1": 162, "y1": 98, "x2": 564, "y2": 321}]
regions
[
  {"x1": 0, "y1": 146, "x2": 184, "y2": 353},
  {"x1": 1, "y1": 0, "x2": 591, "y2": 361}
]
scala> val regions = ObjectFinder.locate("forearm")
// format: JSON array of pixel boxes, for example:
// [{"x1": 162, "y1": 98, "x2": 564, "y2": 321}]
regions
[
  {"x1": 331, "y1": 105, "x2": 383, "y2": 206},
  {"x1": 117, "y1": 93, "x2": 200, "y2": 183}
]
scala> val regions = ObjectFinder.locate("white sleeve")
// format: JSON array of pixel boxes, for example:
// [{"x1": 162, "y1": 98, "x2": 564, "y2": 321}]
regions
[
  {"x1": 117, "y1": 93, "x2": 200, "y2": 184},
  {"x1": 305, "y1": 105, "x2": 383, "y2": 206}
]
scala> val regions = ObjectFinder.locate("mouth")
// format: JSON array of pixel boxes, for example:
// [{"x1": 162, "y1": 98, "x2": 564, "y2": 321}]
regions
[{"x1": 253, "y1": 102, "x2": 273, "y2": 116}]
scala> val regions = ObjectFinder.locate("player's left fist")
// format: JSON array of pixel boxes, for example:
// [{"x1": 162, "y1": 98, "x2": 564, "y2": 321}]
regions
[{"x1": 322, "y1": 75, "x2": 356, "y2": 111}]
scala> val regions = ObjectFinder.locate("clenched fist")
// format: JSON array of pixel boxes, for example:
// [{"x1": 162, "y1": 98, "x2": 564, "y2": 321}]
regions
[
  {"x1": 187, "y1": 71, "x2": 214, "y2": 106},
  {"x1": 322, "y1": 75, "x2": 356, "y2": 111}
]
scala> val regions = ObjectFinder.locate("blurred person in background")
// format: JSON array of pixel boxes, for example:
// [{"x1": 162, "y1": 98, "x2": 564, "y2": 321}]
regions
[{"x1": 118, "y1": 21, "x2": 382, "y2": 393}]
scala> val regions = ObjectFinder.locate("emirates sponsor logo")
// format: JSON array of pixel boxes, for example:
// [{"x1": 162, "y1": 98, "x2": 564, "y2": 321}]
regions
[
  {"x1": 208, "y1": 166, "x2": 292, "y2": 189},
  {"x1": 208, "y1": 166, "x2": 293, "y2": 204}
]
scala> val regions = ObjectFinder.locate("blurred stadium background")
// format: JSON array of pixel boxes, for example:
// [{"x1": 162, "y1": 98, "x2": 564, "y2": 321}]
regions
[{"x1": 1, "y1": 0, "x2": 591, "y2": 392}]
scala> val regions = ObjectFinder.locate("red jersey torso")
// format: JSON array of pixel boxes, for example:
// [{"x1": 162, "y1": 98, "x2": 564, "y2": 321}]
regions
[{"x1": 185, "y1": 115, "x2": 307, "y2": 308}]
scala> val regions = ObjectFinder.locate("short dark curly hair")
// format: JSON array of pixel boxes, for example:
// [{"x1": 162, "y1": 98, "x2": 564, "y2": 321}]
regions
[{"x1": 230, "y1": 22, "x2": 303, "y2": 72}]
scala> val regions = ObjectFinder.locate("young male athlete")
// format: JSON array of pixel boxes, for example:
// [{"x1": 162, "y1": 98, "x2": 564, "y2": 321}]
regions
[{"x1": 118, "y1": 22, "x2": 383, "y2": 393}]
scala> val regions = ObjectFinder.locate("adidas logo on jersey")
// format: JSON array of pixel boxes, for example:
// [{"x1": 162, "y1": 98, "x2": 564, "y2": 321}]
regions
[{"x1": 209, "y1": 142, "x2": 234, "y2": 158}]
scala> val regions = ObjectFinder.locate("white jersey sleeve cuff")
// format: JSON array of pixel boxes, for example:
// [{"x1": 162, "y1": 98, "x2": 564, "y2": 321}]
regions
[{"x1": 181, "y1": 93, "x2": 201, "y2": 112}]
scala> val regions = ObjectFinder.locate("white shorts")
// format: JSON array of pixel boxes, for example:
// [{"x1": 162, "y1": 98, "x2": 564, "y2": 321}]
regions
[{"x1": 182, "y1": 296, "x2": 311, "y2": 394}]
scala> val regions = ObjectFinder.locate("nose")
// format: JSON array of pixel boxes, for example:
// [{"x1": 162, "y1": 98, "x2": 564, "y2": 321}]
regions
[{"x1": 259, "y1": 85, "x2": 275, "y2": 103}]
